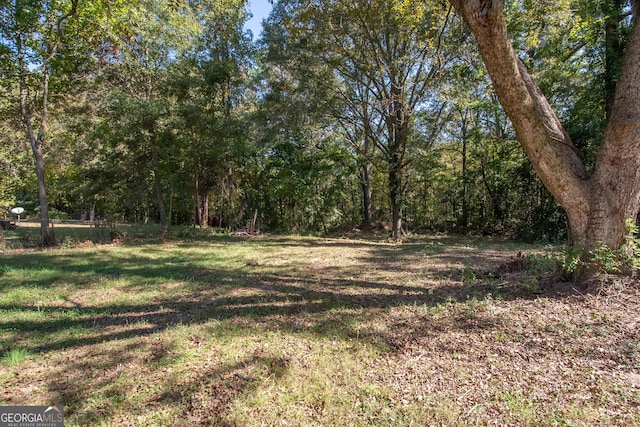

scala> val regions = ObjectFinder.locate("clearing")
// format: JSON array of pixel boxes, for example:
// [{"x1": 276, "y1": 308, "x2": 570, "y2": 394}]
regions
[{"x1": 0, "y1": 231, "x2": 638, "y2": 426}]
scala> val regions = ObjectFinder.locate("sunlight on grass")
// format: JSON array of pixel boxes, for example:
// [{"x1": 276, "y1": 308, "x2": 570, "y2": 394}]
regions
[
  {"x1": 3, "y1": 348, "x2": 31, "y2": 366},
  {"x1": 0, "y1": 234, "x2": 638, "y2": 426}
]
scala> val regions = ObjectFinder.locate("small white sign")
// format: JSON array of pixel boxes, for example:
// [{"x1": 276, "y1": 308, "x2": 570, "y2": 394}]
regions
[{"x1": 10, "y1": 207, "x2": 24, "y2": 224}]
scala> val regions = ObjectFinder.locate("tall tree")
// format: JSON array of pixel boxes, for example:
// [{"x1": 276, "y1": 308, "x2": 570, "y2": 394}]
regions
[
  {"x1": 265, "y1": 0, "x2": 454, "y2": 238},
  {"x1": 172, "y1": 0, "x2": 253, "y2": 228},
  {"x1": 449, "y1": 0, "x2": 640, "y2": 280},
  {"x1": 95, "y1": 0, "x2": 202, "y2": 234},
  {"x1": 0, "y1": 0, "x2": 148, "y2": 241},
  {"x1": 0, "y1": 0, "x2": 82, "y2": 243}
]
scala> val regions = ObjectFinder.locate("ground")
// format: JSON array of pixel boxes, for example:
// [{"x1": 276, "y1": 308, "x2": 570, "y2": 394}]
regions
[{"x1": 0, "y1": 226, "x2": 639, "y2": 426}]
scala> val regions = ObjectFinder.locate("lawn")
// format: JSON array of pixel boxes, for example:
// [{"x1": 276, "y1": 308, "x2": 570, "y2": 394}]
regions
[{"x1": 0, "y1": 227, "x2": 639, "y2": 426}]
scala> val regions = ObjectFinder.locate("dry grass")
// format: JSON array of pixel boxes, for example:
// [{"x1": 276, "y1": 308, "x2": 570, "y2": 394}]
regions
[{"x1": 0, "y1": 232, "x2": 638, "y2": 426}]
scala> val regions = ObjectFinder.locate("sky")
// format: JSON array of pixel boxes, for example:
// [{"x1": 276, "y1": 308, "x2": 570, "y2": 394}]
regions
[{"x1": 245, "y1": 1, "x2": 274, "y2": 40}]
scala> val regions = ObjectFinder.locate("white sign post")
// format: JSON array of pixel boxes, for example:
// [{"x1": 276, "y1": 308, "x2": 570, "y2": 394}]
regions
[{"x1": 10, "y1": 207, "x2": 24, "y2": 224}]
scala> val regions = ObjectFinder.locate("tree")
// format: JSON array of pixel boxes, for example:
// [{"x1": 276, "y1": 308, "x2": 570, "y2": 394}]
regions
[
  {"x1": 171, "y1": 0, "x2": 253, "y2": 229},
  {"x1": 449, "y1": 0, "x2": 640, "y2": 280},
  {"x1": 0, "y1": 0, "x2": 84, "y2": 243},
  {"x1": 265, "y1": 0, "x2": 454, "y2": 238},
  {"x1": 335, "y1": 86, "x2": 381, "y2": 228},
  {"x1": 0, "y1": 0, "x2": 152, "y2": 241},
  {"x1": 254, "y1": 47, "x2": 360, "y2": 233},
  {"x1": 92, "y1": 0, "x2": 203, "y2": 234}
]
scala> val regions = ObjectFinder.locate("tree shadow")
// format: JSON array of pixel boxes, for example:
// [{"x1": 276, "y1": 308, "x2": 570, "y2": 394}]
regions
[
  {"x1": 0, "y1": 273, "x2": 557, "y2": 355},
  {"x1": 50, "y1": 343, "x2": 288, "y2": 427},
  {"x1": 0, "y1": 235, "x2": 567, "y2": 350},
  {"x1": 0, "y1": 236, "x2": 584, "y2": 424}
]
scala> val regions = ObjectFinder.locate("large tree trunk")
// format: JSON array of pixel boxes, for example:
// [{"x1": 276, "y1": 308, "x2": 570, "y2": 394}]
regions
[
  {"x1": 386, "y1": 83, "x2": 409, "y2": 240},
  {"x1": 449, "y1": 0, "x2": 640, "y2": 281},
  {"x1": 603, "y1": 0, "x2": 626, "y2": 120}
]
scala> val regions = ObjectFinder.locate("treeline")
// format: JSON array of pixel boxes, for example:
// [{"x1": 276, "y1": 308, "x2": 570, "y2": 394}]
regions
[{"x1": 0, "y1": 0, "x2": 626, "y2": 241}]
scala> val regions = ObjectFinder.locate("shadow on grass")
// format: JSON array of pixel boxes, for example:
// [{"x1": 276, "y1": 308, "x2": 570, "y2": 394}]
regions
[
  {"x1": 0, "y1": 276, "x2": 519, "y2": 350},
  {"x1": 51, "y1": 344, "x2": 287, "y2": 426},
  {"x1": 0, "y1": 235, "x2": 570, "y2": 424},
  {"x1": 0, "y1": 234, "x2": 564, "y2": 349}
]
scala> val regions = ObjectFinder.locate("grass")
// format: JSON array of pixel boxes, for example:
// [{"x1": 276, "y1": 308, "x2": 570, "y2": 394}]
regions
[
  {"x1": 3, "y1": 348, "x2": 31, "y2": 366},
  {"x1": 0, "y1": 227, "x2": 639, "y2": 426}
]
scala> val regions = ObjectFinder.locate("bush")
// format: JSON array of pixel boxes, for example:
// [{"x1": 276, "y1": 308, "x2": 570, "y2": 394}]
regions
[{"x1": 562, "y1": 218, "x2": 640, "y2": 278}]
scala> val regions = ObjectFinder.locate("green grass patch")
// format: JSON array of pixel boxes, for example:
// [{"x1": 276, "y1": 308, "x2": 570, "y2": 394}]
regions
[{"x1": 3, "y1": 347, "x2": 31, "y2": 366}]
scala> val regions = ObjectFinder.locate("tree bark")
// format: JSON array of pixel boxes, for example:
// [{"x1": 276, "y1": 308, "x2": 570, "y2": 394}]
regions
[
  {"x1": 193, "y1": 171, "x2": 209, "y2": 228},
  {"x1": 200, "y1": 191, "x2": 209, "y2": 227},
  {"x1": 17, "y1": 27, "x2": 54, "y2": 246},
  {"x1": 389, "y1": 159, "x2": 404, "y2": 239},
  {"x1": 459, "y1": 110, "x2": 469, "y2": 229},
  {"x1": 386, "y1": 82, "x2": 409, "y2": 240},
  {"x1": 193, "y1": 172, "x2": 200, "y2": 227},
  {"x1": 449, "y1": 0, "x2": 640, "y2": 280},
  {"x1": 360, "y1": 161, "x2": 373, "y2": 227},
  {"x1": 150, "y1": 135, "x2": 168, "y2": 235},
  {"x1": 359, "y1": 114, "x2": 373, "y2": 228},
  {"x1": 603, "y1": 0, "x2": 626, "y2": 120}
]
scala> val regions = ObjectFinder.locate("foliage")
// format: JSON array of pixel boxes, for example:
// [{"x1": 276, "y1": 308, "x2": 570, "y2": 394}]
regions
[
  {"x1": 621, "y1": 217, "x2": 640, "y2": 269},
  {"x1": 262, "y1": 0, "x2": 456, "y2": 237},
  {"x1": 0, "y1": 0, "x2": 635, "y2": 245},
  {"x1": 563, "y1": 217, "x2": 640, "y2": 277},
  {"x1": 562, "y1": 245, "x2": 584, "y2": 275},
  {"x1": 72, "y1": 0, "x2": 254, "y2": 229}
]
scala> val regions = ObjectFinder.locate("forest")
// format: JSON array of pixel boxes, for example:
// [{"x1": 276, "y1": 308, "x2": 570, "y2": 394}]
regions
[{"x1": 2, "y1": 1, "x2": 640, "y2": 260}]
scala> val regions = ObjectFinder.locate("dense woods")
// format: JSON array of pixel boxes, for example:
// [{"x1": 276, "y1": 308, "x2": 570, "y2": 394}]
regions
[{"x1": 1, "y1": 1, "x2": 638, "y2": 273}]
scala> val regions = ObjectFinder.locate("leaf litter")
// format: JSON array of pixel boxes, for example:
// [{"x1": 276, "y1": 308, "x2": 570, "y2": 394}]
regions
[{"x1": 0, "y1": 235, "x2": 638, "y2": 426}]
